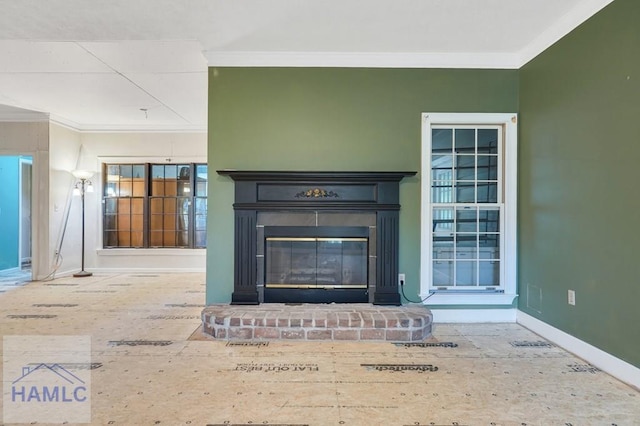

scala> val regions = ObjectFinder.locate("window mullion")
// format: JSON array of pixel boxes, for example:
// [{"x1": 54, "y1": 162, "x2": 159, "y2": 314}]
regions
[
  {"x1": 476, "y1": 205, "x2": 480, "y2": 288},
  {"x1": 143, "y1": 163, "x2": 150, "y2": 248},
  {"x1": 452, "y1": 206, "x2": 457, "y2": 288},
  {"x1": 189, "y1": 163, "x2": 196, "y2": 248}
]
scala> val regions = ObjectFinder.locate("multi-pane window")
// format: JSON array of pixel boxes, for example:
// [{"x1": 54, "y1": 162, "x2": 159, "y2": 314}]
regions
[
  {"x1": 430, "y1": 126, "x2": 502, "y2": 289},
  {"x1": 421, "y1": 113, "x2": 517, "y2": 305},
  {"x1": 104, "y1": 164, "x2": 146, "y2": 247},
  {"x1": 103, "y1": 163, "x2": 207, "y2": 248}
]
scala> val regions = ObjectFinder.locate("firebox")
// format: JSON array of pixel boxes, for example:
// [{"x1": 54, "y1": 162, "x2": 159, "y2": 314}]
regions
[
  {"x1": 217, "y1": 170, "x2": 416, "y2": 305},
  {"x1": 264, "y1": 226, "x2": 369, "y2": 303}
]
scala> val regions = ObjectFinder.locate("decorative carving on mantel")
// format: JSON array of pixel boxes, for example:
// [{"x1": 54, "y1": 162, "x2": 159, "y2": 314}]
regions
[{"x1": 295, "y1": 188, "x2": 339, "y2": 199}]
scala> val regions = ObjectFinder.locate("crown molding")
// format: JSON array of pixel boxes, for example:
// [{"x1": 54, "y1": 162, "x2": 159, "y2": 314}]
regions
[
  {"x1": 518, "y1": 0, "x2": 615, "y2": 66},
  {"x1": 78, "y1": 125, "x2": 207, "y2": 134},
  {"x1": 49, "y1": 114, "x2": 206, "y2": 134},
  {"x1": 205, "y1": 0, "x2": 614, "y2": 70},
  {"x1": 0, "y1": 112, "x2": 205, "y2": 134},
  {"x1": 205, "y1": 51, "x2": 522, "y2": 69},
  {"x1": 0, "y1": 109, "x2": 49, "y2": 123}
]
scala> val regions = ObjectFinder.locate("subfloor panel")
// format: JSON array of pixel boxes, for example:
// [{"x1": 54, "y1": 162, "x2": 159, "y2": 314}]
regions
[{"x1": 0, "y1": 273, "x2": 638, "y2": 425}]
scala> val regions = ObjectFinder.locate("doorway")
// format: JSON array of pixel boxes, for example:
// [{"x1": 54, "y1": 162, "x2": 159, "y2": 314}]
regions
[
  {"x1": 0, "y1": 155, "x2": 32, "y2": 288},
  {"x1": 19, "y1": 158, "x2": 32, "y2": 270}
]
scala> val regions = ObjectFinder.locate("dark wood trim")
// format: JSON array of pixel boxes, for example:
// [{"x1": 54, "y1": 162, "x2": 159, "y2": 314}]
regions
[
  {"x1": 217, "y1": 170, "x2": 415, "y2": 182},
  {"x1": 373, "y1": 211, "x2": 401, "y2": 306},
  {"x1": 231, "y1": 203, "x2": 401, "y2": 211},
  {"x1": 231, "y1": 210, "x2": 259, "y2": 305}
]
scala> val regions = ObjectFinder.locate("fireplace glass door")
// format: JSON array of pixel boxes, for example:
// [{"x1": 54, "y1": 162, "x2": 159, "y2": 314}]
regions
[{"x1": 266, "y1": 237, "x2": 368, "y2": 289}]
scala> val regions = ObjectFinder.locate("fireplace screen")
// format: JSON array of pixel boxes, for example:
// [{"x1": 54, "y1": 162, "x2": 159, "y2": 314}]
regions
[{"x1": 266, "y1": 237, "x2": 368, "y2": 289}]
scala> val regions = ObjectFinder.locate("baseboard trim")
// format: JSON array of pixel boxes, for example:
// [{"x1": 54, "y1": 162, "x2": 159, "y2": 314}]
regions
[
  {"x1": 93, "y1": 268, "x2": 206, "y2": 274},
  {"x1": 51, "y1": 268, "x2": 205, "y2": 278},
  {"x1": 517, "y1": 311, "x2": 640, "y2": 390},
  {"x1": 431, "y1": 308, "x2": 516, "y2": 323}
]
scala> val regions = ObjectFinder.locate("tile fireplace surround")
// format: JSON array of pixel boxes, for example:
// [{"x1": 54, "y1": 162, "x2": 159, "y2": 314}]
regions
[{"x1": 217, "y1": 170, "x2": 416, "y2": 306}]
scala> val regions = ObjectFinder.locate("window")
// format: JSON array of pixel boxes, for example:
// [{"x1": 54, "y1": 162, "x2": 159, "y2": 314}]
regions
[
  {"x1": 421, "y1": 114, "x2": 517, "y2": 305},
  {"x1": 103, "y1": 163, "x2": 207, "y2": 248}
]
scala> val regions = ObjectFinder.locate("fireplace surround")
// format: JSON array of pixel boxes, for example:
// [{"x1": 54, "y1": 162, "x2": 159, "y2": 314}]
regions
[{"x1": 218, "y1": 170, "x2": 416, "y2": 305}]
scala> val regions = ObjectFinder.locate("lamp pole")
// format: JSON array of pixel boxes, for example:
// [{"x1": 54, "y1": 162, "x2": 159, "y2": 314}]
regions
[{"x1": 72, "y1": 172, "x2": 93, "y2": 277}]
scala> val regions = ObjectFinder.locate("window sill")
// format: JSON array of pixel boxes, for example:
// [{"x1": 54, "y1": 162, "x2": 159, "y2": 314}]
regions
[
  {"x1": 421, "y1": 292, "x2": 517, "y2": 306},
  {"x1": 97, "y1": 248, "x2": 206, "y2": 257}
]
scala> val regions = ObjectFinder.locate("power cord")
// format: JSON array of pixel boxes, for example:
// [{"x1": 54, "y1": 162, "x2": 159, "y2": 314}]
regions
[
  {"x1": 399, "y1": 277, "x2": 435, "y2": 303},
  {"x1": 40, "y1": 252, "x2": 63, "y2": 281}
]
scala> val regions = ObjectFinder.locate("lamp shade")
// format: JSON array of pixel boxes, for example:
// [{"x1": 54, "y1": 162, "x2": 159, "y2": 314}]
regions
[{"x1": 72, "y1": 169, "x2": 94, "y2": 180}]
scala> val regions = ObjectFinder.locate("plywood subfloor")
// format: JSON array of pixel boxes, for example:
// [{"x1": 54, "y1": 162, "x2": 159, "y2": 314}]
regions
[{"x1": 1, "y1": 273, "x2": 638, "y2": 425}]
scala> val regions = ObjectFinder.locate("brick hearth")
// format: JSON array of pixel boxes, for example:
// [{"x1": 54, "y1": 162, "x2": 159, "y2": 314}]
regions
[{"x1": 201, "y1": 304, "x2": 433, "y2": 341}]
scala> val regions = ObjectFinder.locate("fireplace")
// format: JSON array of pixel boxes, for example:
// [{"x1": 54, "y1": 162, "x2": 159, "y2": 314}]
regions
[
  {"x1": 264, "y1": 226, "x2": 369, "y2": 303},
  {"x1": 218, "y1": 171, "x2": 415, "y2": 305}
]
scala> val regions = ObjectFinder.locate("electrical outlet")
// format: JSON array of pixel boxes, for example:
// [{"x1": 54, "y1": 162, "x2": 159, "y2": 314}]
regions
[
  {"x1": 398, "y1": 273, "x2": 406, "y2": 286},
  {"x1": 568, "y1": 289, "x2": 576, "y2": 306}
]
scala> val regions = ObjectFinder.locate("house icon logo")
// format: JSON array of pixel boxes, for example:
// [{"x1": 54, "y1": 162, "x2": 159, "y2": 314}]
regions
[{"x1": 11, "y1": 363, "x2": 88, "y2": 403}]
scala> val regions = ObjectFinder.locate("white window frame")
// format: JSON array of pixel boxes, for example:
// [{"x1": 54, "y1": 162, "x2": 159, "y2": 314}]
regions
[{"x1": 421, "y1": 113, "x2": 518, "y2": 305}]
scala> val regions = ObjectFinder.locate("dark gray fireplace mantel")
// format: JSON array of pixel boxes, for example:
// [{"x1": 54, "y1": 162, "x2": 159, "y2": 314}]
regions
[{"x1": 217, "y1": 170, "x2": 416, "y2": 306}]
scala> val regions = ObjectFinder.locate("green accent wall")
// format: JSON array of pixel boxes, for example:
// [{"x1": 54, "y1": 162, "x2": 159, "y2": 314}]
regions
[
  {"x1": 519, "y1": 0, "x2": 640, "y2": 367},
  {"x1": 207, "y1": 67, "x2": 518, "y2": 303},
  {"x1": 0, "y1": 156, "x2": 21, "y2": 270}
]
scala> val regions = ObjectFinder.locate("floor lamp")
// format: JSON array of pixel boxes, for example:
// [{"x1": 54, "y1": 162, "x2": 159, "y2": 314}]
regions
[{"x1": 72, "y1": 170, "x2": 94, "y2": 277}]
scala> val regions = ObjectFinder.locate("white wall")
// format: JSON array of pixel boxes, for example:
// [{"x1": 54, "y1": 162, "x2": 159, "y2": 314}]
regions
[
  {"x1": 49, "y1": 123, "x2": 83, "y2": 276},
  {"x1": 0, "y1": 120, "x2": 50, "y2": 279}
]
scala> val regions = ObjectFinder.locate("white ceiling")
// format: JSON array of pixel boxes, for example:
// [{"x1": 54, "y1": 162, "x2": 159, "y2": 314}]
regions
[{"x1": 0, "y1": 0, "x2": 614, "y2": 132}]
